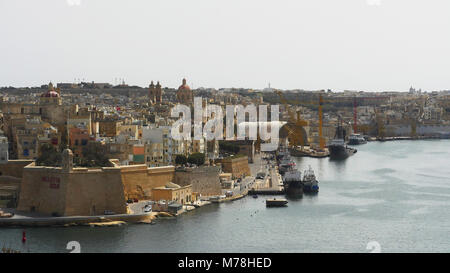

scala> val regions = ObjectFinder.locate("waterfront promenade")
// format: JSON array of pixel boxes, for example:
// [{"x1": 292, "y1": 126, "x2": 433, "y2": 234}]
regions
[
  {"x1": 249, "y1": 153, "x2": 284, "y2": 195},
  {"x1": 0, "y1": 209, "x2": 152, "y2": 227}
]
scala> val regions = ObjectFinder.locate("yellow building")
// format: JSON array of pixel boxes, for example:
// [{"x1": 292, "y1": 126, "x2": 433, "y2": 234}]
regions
[{"x1": 152, "y1": 182, "x2": 193, "y2": 204}]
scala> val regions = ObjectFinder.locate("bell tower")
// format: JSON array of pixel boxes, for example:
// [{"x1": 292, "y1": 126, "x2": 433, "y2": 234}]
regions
[
  {"x1": 155, "y1": 81, "x2": 162, "y2": 104},
  {"x1": 149, "y1": 81, "x2": 155, "y2": 104},
  {"x1": 62, "y1": 148, "x2": 74, "y2": 173}
]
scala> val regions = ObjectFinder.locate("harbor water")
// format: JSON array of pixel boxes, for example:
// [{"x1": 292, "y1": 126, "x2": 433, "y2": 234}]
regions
[{"x1": 1, "y1": 140, "x2": 450, "y2": 253}]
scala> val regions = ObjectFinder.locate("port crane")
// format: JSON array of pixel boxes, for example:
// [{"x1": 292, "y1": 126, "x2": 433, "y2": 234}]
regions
[
  {"x1": 273, "y1": 92, "x2": 390, "y2": 146},
  {"x1": 275, "y1": 90, "x2": 309, "y2": 150}
]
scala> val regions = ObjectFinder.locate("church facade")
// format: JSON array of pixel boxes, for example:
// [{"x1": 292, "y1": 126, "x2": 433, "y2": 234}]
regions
[{"x1": 148, "y1": 81, "x2": 162, "y2": 104}]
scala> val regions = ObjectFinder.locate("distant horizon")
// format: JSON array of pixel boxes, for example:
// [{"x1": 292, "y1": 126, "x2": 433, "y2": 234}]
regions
[{"x1": 0, "y1": 80, "x2": 447, "y2": 93}]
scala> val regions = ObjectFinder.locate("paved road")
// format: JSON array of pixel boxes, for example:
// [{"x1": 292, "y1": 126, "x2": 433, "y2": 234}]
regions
[
  {"x1": 221, "y1": 152, "x2": 282, "y2": 196},
  {"x1": 128, "y1": 201, "x2": 152, "y2": 214}
]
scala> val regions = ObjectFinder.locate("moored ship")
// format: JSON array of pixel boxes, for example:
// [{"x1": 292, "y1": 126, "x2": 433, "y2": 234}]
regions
[
  {"x1": 328, "y1": 122, "x2": 356, "y2": 160},
  {"x1": 302, "y1": 166, "x2": 319, "y2": 194},
  {"x1": 278, "y1": 156, "x2": 296, "y2": 176},
  {"x1": 283, "y1": 168, "x2": 303, "y2": 197},
  {"x1": 348, "y1": 133, "x2": 367, "y2": 145},
  {"x1": 276, "y1": 145, "x2": 319, "y2": 197}
]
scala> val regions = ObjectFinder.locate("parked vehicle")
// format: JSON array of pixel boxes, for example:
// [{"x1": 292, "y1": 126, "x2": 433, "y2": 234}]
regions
[{"x1": 144, "y1": 205, "x2": 152, "y2": 213}]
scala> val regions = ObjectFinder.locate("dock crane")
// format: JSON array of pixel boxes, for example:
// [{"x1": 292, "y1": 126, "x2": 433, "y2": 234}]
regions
[
  {"x1": 276, "y1": 93, "x2": 391, "y2": 142},
  {"x1": 275, "y1": 90, "x2": 308, "y2": 150},
  {"x1": 318, "y1": 94, "x2": 325, "y2": 150}
]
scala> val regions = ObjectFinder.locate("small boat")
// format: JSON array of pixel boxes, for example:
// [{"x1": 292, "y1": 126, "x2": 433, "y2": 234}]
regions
[
  {"x1": 252, "y1": 195, "x2": 258, "y2": 199},
  {"x1": 266, "y1": 198, "x2": 288, "y2": 207}
]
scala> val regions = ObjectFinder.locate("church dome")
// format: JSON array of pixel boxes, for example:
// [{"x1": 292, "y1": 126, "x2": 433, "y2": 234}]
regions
[
  {"x1": 178, "y1": 78, "x2": 190, "y2": 91},
  {"x1": 41, "y1": 91, "x2": 60, "y2": 97},
  {"x1": 41, "y1": 82, "x2": 60, "y2": 97}
]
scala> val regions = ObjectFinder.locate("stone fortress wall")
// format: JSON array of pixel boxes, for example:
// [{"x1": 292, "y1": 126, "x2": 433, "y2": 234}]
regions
[
  {"x1": 0, "y1": 160, "x2": 34, "y2": 178},
  {"x1": 385, "y1": 124, "x2": 450, "y2": 136},
  {"x1": 120, "y1": 164, "x2": 175, "y2": 199},
  {"x1": 16, "y1": 158, "x2": 175, "y2": 216},
  {"x1": 174, "y1": 166, "x2": 222, "y2": 196}
]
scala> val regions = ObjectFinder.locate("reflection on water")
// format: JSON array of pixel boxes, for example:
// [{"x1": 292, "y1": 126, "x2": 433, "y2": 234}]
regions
[
  {"x1": 1, "y1": 140, "x2": 450, "y2": 253},
  {"x1": 327, "y1": 157, "x2": 347, "y2": 172}
]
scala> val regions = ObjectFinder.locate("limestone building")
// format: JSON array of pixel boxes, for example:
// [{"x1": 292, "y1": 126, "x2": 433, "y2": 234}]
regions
[
  {"x1": 152, "y1": 182, "x2": 193, "y2": 204},
  {"x1": 1, "y1": 82, "x2": 73, "y2": 158},
  {"x1": 216, "y1": 156, "x2": 250, "y2": 179}
]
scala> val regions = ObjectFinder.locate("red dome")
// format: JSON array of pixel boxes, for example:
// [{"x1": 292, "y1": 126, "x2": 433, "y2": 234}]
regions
[
  {"x1": 178, "y1": 84, "x2": 191, "y2": 91},
  {"x1": 41, "y1": 91, "x2": 60, "y2": 97},
  {"x1": 178, "y1": 78, "x2": 191, "y2": 91}
]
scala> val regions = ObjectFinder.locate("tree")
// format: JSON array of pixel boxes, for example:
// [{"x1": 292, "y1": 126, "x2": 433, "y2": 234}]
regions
[
  {"x1": 79, "y1": 142, "x2": 110, "y2": 167},
  {"x1": 36, "y1": 143, "x2": 61, "y2": 167},
  {"x1": 219, "y1": 141, "x2": 240, "y2": 154},
  {"x1": 187, "y1": 153, "x2": 205, "y2": 166},
  {"x1": 175, "y1": 154, "x2": 187, "y2": 165}
]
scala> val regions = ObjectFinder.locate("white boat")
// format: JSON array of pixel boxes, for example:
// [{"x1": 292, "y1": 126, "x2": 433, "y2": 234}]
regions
[{"x1": 348, "y1": 134, "x2": 367, "y2": 145}]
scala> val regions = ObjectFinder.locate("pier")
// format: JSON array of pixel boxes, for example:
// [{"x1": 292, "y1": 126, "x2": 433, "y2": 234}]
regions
[
  {"x1": 289, "y1": 147, "x2": 330, "y2": 158},
  {"x1": 249, "y1": 155, "x2": 285, "y2": 195}
]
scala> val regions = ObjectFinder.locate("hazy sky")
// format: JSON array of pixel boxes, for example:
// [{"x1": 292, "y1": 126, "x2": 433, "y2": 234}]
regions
[{"x1": 1, "y1": 0, "x2": 450, "y2": 91}]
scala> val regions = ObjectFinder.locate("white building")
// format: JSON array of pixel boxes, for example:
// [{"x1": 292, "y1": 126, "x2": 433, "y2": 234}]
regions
[
  {"x1": 142, "y1": 125, "x2": 180, "y2": 167},
  {"x1": 423, "y1": 106, "x2": 443, "y2": 121}
]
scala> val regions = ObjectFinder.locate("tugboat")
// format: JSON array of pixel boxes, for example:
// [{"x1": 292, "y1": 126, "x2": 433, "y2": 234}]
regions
[
  {"x1": 348, "y1": 133, "x2": 367, "y2": 145},
  {"x1": 302, "y1": 166, "x2": 319, "y2": 194},
  {"x1": 328, "y1": 120, "x2": 356, "y2": 160},
  {"x1": 283, "y1": 168, "x2": 303, "y2": 198}
]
